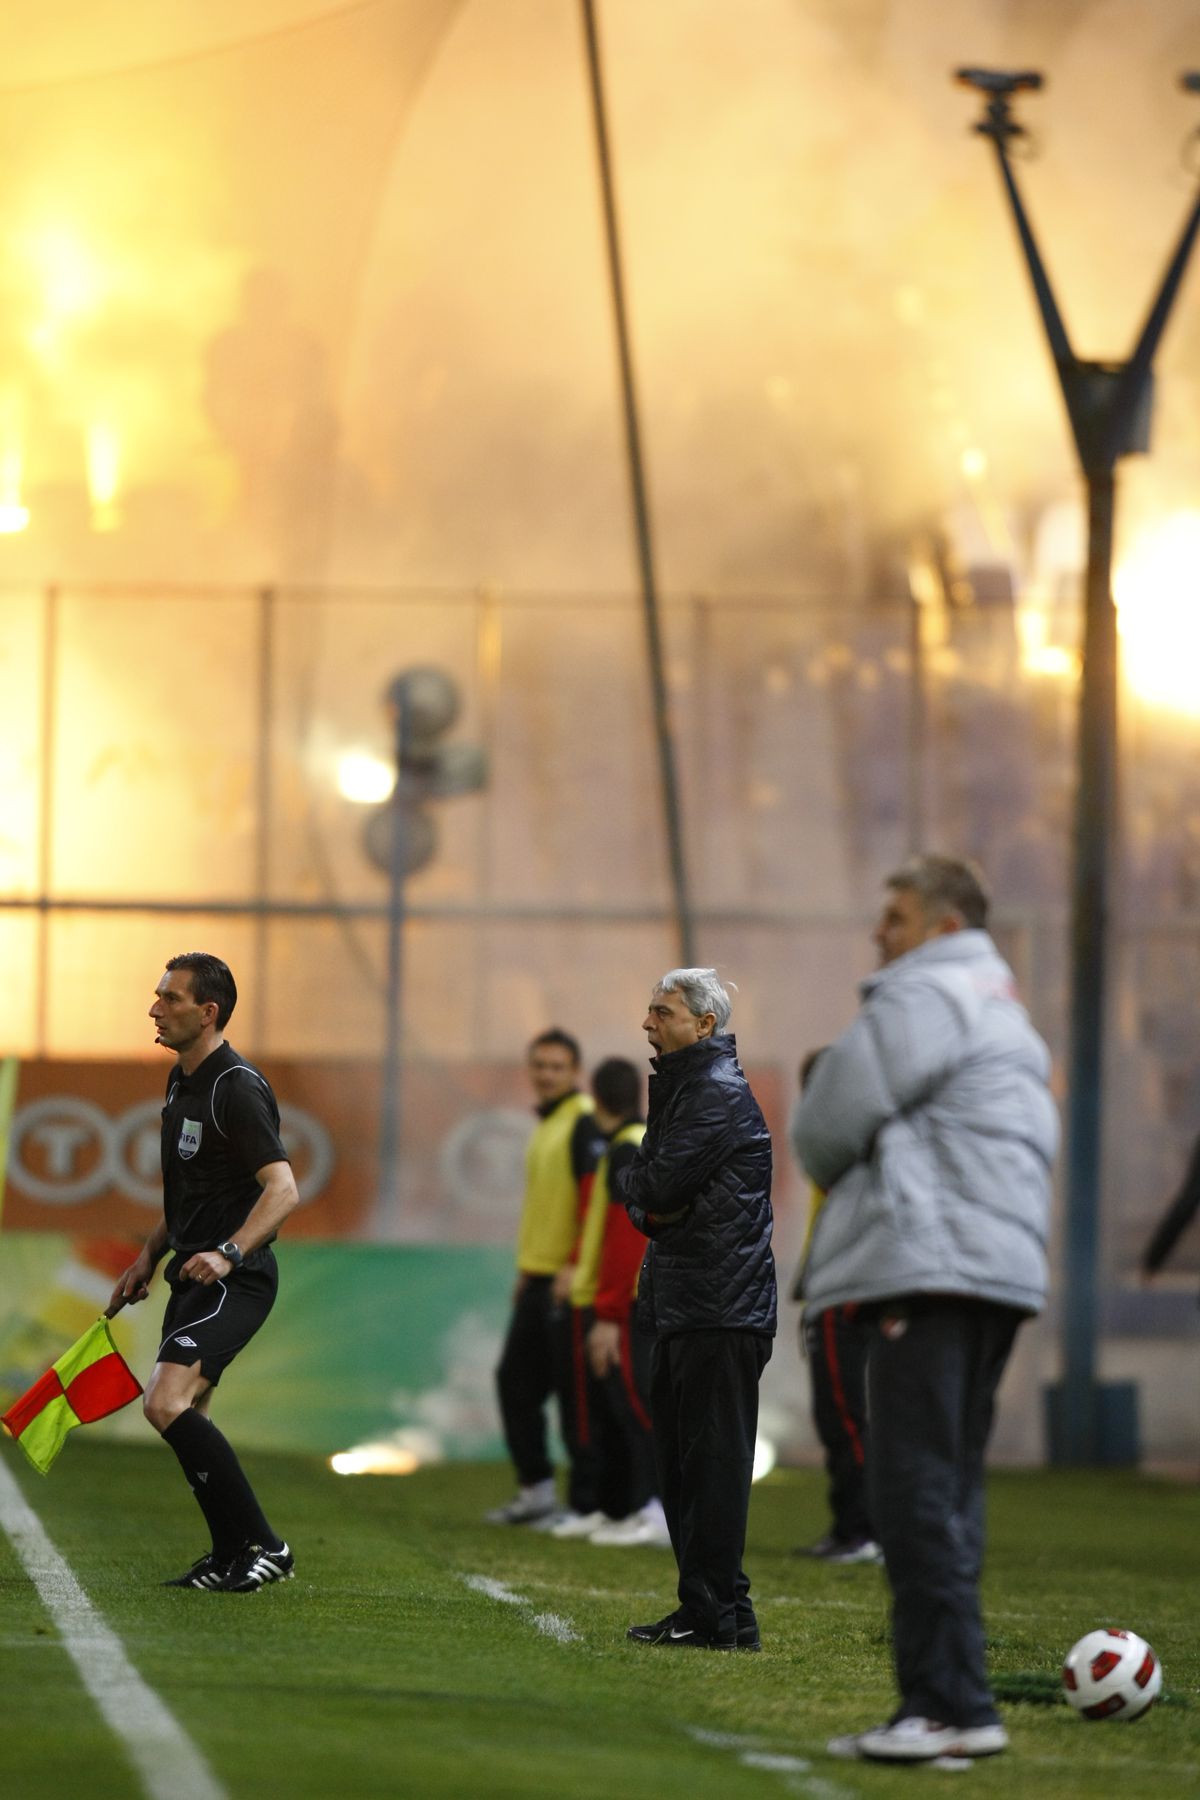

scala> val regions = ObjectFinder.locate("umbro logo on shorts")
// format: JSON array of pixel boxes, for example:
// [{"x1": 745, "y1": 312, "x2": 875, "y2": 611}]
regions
[{"x1": 174, "y1": 1334, "x2": 198, "y2": 1347}]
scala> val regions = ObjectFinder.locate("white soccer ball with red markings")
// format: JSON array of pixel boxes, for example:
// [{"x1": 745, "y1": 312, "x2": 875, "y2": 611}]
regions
[{"x1": 1062, "y1": 1628, "x2": 1162, "y2": 1721}]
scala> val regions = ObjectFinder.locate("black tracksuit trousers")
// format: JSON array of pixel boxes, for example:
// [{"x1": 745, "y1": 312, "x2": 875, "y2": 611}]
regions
[
  {"x1": 650, "y1": 1328, "x2": 772, "y2": 1642},
  {"x1": 593, "y1": 1316, "x2": 658, "y2": 1521},
  {"x1": 496, "y1": 1274, "x2": 557, "y2": 1487},
  {"x1": 866, "y1": 1297, "x2": 1022, "y2": 1728},
  {"x1": 495, "y1": 1274, "x2": 598, "y2": 1511},
  {"x1": 804, "y1": 1302, "x2": 873, "y2": 1543}
]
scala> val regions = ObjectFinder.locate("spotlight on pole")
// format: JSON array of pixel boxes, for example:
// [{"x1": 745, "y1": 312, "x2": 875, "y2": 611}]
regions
[
  {"x1": 954, "y1": 67, "x2": 1044, "y2": 95},
  {"x1": 362, "y1": 668, "x2": 487, "y2": 877},
  {"x1": 955, "y1": 67, "x2": 1045, "y2": 141},
  {"x1": 369, "y1": 667, "x2": 487, "y2": 1230},
  {"x1": 953, "y1": 63, "x2": 1200, "y2": 1466}
]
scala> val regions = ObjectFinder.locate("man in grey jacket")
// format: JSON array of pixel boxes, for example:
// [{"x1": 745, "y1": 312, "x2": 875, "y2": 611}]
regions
[{"x1": 793, "y1": 855, "x2": 1057, "y2": 1764}]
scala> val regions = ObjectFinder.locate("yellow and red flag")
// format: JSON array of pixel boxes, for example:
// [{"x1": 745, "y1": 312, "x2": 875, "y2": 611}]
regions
[{"x1": 1, "y1": 1317, "x2": 142, "y2": 1474}]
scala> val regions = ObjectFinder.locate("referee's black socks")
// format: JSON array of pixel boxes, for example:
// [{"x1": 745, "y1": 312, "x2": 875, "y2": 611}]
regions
[{"x1": 162, "y1": 1410, "x2": 284, "y2": 1558}]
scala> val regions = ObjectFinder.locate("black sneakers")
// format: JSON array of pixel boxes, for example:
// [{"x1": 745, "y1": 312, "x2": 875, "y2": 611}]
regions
[
  {"x1": 162, "y1": 1551, "x2": 229, "y2": 1590},
  {"x1": 215, "y1": 1541, "x2": 295, "y2": 1592},
  {"x1": 626, "y1": 1609, "x2": 760, "y2": 1651}
]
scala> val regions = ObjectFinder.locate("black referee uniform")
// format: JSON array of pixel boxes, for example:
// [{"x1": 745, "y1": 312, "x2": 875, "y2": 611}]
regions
[
  {"x1": 159, "y1": 1043, "x2": 286, "y2": 1377},
  {"x1": 156, "y1": 1043, "x2": 292, "y2": 1587}
]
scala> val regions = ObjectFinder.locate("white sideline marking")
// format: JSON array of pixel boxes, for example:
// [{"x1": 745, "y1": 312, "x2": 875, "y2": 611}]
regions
[
  {"x1": 0, "y1": 1456, "x2": 227, "y2": 1800},
  {"x1": 463, "y1": 1574, "x2": 524, "y2": 1606},
  {"x1": 685, "y1": 1724, "x2": 850, "y2": 1800},
  {"x1": 461, "y1": 1573, "x2": 581, "y2": 1642},
  {"x1": 530, "y1": 1610, "x2": 581, "y2": 1644},
  {"x1": 689, "y1": 1727, "x2": 758, "y2": 1750}
]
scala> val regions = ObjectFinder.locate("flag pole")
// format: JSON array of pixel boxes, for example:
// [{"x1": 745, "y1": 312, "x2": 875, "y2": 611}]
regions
[{"x1": 0, "y1": 1057, "x2": 19, "y2": 1233}]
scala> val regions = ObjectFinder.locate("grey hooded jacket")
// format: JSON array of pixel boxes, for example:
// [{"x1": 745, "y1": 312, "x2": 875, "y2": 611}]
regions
[{"x1": 791, "y1": 930, "x2": 1057, "y2": 1316}]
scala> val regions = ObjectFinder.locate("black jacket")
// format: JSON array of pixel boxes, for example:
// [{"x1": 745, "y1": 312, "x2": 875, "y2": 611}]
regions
[{"x1": 618, "y1": 1034, "x2": 776, "y2": 1339}]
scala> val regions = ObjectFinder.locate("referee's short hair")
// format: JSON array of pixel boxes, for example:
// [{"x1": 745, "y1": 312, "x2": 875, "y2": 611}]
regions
[{"x1": 166, "y1": 952, "x2": 238, "y2": 1029}]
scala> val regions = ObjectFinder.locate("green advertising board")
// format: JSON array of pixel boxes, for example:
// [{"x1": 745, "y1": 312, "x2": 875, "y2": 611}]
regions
[{"x1": 0, "y1": 1232, "x2": 514, "y2": 1462}]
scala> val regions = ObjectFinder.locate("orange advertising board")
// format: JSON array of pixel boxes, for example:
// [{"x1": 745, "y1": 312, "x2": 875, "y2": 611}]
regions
[{"x1": 2, "y1": 1058, "x2": 791, "y2": 1247}]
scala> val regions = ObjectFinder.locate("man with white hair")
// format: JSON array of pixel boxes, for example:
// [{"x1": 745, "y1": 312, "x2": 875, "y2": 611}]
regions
[
  {"x1": 619, "y1": 968, "x2": 776, "y2": 1652},
  {"x1": 794, "y1": 855, "x2": 1057, "y2": 1764}
]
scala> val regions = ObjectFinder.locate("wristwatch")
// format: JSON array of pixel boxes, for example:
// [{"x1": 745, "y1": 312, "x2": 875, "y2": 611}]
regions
[{"x1": 217, "y1": 1241, "x2": 244, "y2": 1269}]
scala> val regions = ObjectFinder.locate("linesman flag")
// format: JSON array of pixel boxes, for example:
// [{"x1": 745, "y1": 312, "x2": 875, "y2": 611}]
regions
[{"x1": 1, "y1": 1314, "x2": 142, "y2": 1475}]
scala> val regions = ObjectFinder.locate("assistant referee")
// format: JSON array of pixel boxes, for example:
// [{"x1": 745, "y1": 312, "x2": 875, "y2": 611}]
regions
[{"x1": 111, "y1": 952, "x2": 300, "y2": 1593}]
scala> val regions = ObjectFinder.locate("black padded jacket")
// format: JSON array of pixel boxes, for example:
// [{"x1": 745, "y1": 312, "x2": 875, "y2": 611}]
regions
[{"x1": 617, "y1": 1034, "x2": 777, "y2": 1340}]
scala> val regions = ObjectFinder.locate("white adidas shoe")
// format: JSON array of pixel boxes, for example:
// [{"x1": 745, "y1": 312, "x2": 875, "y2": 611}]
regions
[
  {"x1": 549, "y1": 1509, "x2": 612, "y2": 1539},
  {"x1": 484, "y1": 1479, "x2": 558, "y2": 1525},
  {"x1": 590, "y1": 1500, "x2": 671, "y2": 1547},
  {"x1": 852, "y1": 1717, "x2": 1009, "y2": 1762}
]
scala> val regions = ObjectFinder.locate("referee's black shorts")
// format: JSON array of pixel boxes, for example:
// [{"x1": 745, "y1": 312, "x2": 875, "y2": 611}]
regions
[{"x1": 157, "y1": 1252, "x2": 279, "y2": 1386}]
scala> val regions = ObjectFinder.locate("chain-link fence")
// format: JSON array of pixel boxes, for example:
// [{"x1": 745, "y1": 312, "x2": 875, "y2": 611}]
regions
[{"x1": 2, "y1": 582, "x2": 1198, "y2": 1459}]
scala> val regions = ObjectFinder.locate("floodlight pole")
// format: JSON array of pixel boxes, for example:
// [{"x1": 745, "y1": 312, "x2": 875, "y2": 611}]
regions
[
  {"x1": 370, "y1": 669, "x2": 485, "y2": 1232},
  {"x1": 580, "y1": 0, "x2": 696, "y2": 965},
  {"x1": 960, "y1": 71, "x2": 1200, "y2": 1462},
  {"x1": 376, "y1": 689, "x2": 412, "y2": 1232}
]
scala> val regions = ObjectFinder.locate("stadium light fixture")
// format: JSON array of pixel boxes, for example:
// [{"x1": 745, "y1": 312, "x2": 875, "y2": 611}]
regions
[
  {"x1": 955, "y1": 67, "x2": 1200, "y2": 1465},
  {"x1": 335, "y1": 750, "x2": 395, "y2": 806},
  {"x1": 369, "y1": 668, "x2": 487, "y2": 1231}
]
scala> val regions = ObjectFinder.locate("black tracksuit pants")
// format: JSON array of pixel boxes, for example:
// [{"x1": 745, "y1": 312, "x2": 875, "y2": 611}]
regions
[
  {"x1": 803, "y1": 1302, "x2": 873, "y2": 1543},
  {"x1": 593, "y1": 1316, "x2": 657, "y2": 1521},
  {"x1": 866, "y1": 1297, "x2": 1022, "y2": 1728},
  {"x1": 650, "y1": 1328, "x2": 772, "y2": 1642},
  {"x1": 496, "y1": 1274, "x2": 556, "y2": 1487},
  {"x1": 495, "y1": 1274, "x2": 598, "y2": 1511}
]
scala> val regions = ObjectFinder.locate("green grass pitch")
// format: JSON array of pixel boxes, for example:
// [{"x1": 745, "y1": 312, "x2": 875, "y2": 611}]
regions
[{"x1": 1, "y1": 1442, "x2": 1197, "y2": 1799}]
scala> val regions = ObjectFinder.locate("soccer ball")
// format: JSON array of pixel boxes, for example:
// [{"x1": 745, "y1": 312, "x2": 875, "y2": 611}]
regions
[{"x1": 1061, "y1": 1628, "x2": 1162, "y2": 1721}]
